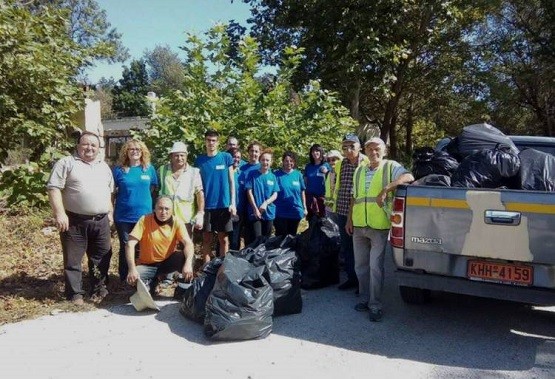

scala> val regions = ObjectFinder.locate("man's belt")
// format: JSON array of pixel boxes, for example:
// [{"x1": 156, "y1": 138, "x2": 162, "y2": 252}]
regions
[{"x1": 66, "y1": 211, "x2": 107, "y2": 221}]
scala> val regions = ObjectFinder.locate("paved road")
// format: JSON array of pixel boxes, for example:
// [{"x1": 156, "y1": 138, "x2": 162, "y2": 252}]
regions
[{"x1": 1, "y1": 258, "x2": 554, "y2": 378}]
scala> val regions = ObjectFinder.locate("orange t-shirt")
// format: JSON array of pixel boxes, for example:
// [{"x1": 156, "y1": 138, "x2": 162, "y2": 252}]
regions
[{"x1": 130, "y1": 214, "x2": 188, "y2": 264}]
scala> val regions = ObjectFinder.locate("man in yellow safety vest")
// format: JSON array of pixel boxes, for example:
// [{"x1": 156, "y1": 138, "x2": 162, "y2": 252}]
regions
[{"x1": 346, "y1": 137, "x2": 414, "y2": 321}]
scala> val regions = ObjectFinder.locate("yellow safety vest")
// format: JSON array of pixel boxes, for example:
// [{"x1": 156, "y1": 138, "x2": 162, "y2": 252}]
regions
[
  {"x1": 331, "y1": 156, "x2": 370, "y2": 212},
  {"x1": 351, "y1": 160, "x2": 392, "y2": 229}
]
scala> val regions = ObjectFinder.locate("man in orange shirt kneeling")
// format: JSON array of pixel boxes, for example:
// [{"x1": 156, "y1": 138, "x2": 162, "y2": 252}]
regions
[{"x1": 126, "y1": 196, "x2": 195, "y2": 294}]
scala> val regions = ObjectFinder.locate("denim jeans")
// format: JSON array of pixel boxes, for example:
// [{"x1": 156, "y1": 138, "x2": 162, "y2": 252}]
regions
[
  {"x1": 336, "y1": 214, "x2": 357, "y2": 282},
  {"x1": 115, "y1": 222, "x2": 137, "y2": 281},
  {"x1": 135, "y1": 251, "x2": 185, "y2": 290}
]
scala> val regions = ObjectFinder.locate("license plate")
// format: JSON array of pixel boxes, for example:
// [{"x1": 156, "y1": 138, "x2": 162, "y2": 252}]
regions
[{"x1": 467, "y1": 260, "x2": 533, "y2": 286}]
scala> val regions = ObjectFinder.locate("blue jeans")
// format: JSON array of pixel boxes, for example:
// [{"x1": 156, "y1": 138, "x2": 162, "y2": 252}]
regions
[
  {"x1": 336, "y1": 214, "x2": 357, "y2": 282},
  {"x1": 115, "y1": 222, "x2": 137, "y2": 281}
]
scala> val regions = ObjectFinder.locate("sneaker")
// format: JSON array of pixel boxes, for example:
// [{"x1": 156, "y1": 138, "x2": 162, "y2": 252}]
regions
[
  {"x1": 338, "y1": 279, "x2": 358, "y2": 291},
  {"x1": 369, "y1": 308, "x2": 383, "y2": 322},
  {"x1": 70, "y1": 295, "x2": 84, "y2": 306},
  {"x1": 354, "y1": 302, "x2": 369, "y2": 312},
  {"x1": 90, "y1": 288, "x2": 109, "y2": 303}
]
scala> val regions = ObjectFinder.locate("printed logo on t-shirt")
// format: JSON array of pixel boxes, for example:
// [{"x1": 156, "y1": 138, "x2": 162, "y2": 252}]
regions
[
  {"x1": 140, "y1": 174, "x2": 151, "y2": 180},
  {"x1": 292, "y1": 181, "x2": 300, "y2": 186},
  {"x1": 215, "y1": 165, "x2": 225, "y2": 170},
  {"x1": 267, "y1": 180, "x2": 274, "y2": 186},
  {"x1": 317, "y1": 172, "x2": 325, "y2": 177}
]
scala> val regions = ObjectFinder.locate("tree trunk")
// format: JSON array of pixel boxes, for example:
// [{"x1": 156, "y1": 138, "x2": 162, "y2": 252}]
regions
[
  {"x1": 350, "y1": 79, "x2": 361, "y2": 121},
  {"x1": 405, "y1": 101, "x2": 414, "y2": 158}
]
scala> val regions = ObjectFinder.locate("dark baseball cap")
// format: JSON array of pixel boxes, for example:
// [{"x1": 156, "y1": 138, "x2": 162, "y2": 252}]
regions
[{"x1": 342, "y1": 133, "x2": 360, "y2": 144}]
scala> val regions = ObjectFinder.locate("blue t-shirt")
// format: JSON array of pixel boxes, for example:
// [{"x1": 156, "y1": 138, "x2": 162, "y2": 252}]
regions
[
  {"x1": 237, "y1": 162, "x2": 261, "y2": 213},
  {"x1": 113, "y1": 165, "x2": 158, "y2": 223},
  {"x1": 304, "y1": 162, "x2": 331, "y2": 196},
  {"x1": 245, "y1": 170, "x2": 280, "y2": 221},
  {"x1": 274, "y1": 169, "x2": 306, "y2": 220},
  {"x1": 195, "y1": 152, "x2": 233, "y2": 209}
]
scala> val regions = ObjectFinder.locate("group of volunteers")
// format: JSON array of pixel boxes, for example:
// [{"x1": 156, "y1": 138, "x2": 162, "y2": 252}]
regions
[{"x1": 46, "y1": 129, "x2": 413, "y2": 321}]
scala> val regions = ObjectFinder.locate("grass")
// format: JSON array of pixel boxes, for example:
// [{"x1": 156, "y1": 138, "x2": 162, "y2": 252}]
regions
[
  {"x1": 0, "y1": 209, "x2": 170, "y2": 325},
  {"x1": 0, "y1": 209, "x2": 310, "y2": 325}
]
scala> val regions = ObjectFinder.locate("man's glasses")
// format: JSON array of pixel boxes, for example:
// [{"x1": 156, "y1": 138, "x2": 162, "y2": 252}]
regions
[{"x1": 342, "y1": 145, "x2": 356, "y2": 151}]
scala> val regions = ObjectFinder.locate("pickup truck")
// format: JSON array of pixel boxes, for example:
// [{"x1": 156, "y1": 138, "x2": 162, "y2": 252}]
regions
[{"x1": 390, "y1": 135, "x2": 555, "y2": 305}]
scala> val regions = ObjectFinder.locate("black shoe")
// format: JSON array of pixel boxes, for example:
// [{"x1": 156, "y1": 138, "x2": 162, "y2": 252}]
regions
[
  {"x1": 369, "y1": 308, "x2": 383, "y2": 322},
  {"x1": 338, "y1": 279, "x2": 358, "y2": 290},
  {"x1": 354, "y1": 302, "x2": 369, "y2": 312}
]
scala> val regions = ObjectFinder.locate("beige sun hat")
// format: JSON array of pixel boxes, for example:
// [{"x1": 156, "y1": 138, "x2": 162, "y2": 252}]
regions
[
  {"x1": 168, "y1": 141, "x2": 188, "y2": 155},
  {"x1": 130, "y1": 278, "x2": 160, "y2": 312}
]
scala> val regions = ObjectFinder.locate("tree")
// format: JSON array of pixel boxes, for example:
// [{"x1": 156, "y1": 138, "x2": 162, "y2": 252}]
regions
[
  {"x1": 143, "y1": 45, "x2": 185, "y2": 96},
  {"x1": 240, "y1": 0, "x2": 497, "y2": 157},
  {"x1": 137, "y1": 25, "x2": 357, "y2": 168},
  {"x1": 0, "y1": 1, "x2": 87, "y2": 207},
  {"x1": 112, "y1": 59, "x2": 151, "y2": 117},
  {"x1": 473, "y1": 0, "x2": 555, "y2": 136},
  {"x1": 93, "y1": 77, "x2": 117, "y2": 119},
  {"x1": 24, "y1": 0, "x2": 129, "y2": 66}
]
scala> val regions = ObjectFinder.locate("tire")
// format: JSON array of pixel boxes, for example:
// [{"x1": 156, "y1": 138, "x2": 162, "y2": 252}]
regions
[{"x1": 399, "y1": 286, "x2": 431, "y2": 304}]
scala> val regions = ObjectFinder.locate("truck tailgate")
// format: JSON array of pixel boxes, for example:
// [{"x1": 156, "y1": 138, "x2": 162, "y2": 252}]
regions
[{"x1": 403, "y1": 186, "x2": 555, "y2": 265}]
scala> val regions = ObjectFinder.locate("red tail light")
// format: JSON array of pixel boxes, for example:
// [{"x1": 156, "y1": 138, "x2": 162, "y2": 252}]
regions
[{"x1": 390, "y1": 196, "x2": 405, "y2": 248}]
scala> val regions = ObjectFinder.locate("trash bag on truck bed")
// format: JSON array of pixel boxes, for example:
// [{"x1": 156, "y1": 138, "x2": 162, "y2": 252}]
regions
[
  {"x1": 204, "y1": 253, "x2": 273, "y2": 341},
  {"x1": 412, "y1": 147, "x2": 459, "y2": 179},
  {"x1": 518, "y1": 148, "x2": 555, "y2": 191},
  {"x1": 447, "y1": 123, "x2": 519, "y2": 160},
  {"x1": 298, "y1": 216, "x2": 340, "y2": 290},
  {"x1": 413, "y1": 174, "x2": 451, "y2": 187},
  {"x1": 452, "y1": 146, "x2": 521, "y2": 188},
  {"x1": 176, "y1": 257, "x2": 223, "y2": 324},
  {"x1": 235, "y1": 235, "x2": 302, "y2": 316}
]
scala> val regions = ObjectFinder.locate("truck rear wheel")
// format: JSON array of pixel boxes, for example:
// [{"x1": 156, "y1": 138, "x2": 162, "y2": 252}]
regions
[{"x1": 399, "y1": 286, "x2": 431, "y2": 304}]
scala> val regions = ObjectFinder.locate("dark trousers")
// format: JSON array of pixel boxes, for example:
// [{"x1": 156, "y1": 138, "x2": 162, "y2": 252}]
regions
[
  {"x1": 61, "y1": 213, "x2": 112, "y2": 299},
  {"x1": 274, "y1": 217, "x2": 300, "y2": 237},
  {"x1": 136, "y1": 251, "x2": 185, "y2": 286},
  {"x1": 228, "y1": 217, "x2": 243, "y2": 251},
  {"x1": 246, "y1": 219, "x2": 273, "y2": 245},
  {"x1": 115, "y1": 221, "x2": 137, "y2": 281},
  {"x1": 336, "y1": 214, "x2": 357, "y2": 282}
]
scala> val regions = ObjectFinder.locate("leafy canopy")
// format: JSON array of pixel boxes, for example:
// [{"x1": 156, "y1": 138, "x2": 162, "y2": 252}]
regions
[{"x1": 138, "y1": 25, "x2": 357, "y2": 169}]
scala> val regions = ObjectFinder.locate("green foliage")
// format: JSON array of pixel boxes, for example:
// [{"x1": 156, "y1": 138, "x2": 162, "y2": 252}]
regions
[
  {"x1": 0, "y1": 163, "x2": 50, "y2": 208},
  {"x1": 143, "y1": 45, "x2": 185, "y2": 96},
  {"x1": 112, "y1": 59, "x2": 151, "y2": 117},
  {"x1": 137, "y1": 26, "x2": 357, "y2": 169}
]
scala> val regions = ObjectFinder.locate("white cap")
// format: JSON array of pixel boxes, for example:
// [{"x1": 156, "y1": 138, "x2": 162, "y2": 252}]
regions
[
  {"x1": 168, "y1": 141, "x2": 188, "y2": 154},
  {"x1": 326, "y1": 149, "x2": 343, "y2": 160},
  {"x1": 130, "y1": 278, "x2": 160, "y2": 312},
  {"x1": 364, "y1": 137, "x2": 386, "y2": 149}
]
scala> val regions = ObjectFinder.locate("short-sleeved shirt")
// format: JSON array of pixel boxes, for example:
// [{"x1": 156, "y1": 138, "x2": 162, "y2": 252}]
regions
[
  {"x1": 158, "y1": 164, "x2": 203, "y2": 224},
  {"x1": 46, "y1": 155, "x2": 113, "y2": 215},
  {"x1": 130, "y1": 214, "x2": 188, "y2": 265},
  {"x1": 113, "y1": 165, "x2": 158, "y2": 223},
  {"x1": 245, "y1": 170, "x2": 280, "y2": 221},
  {"x1": 237, "y1": 162, "x2": 261, "y2": 213},
  {"x1": 195, "y1": 152, "x2": 233, "y2": 210},
  {"x1": 274, "y1": 169, "x2": 306, "y2": 220},
  {"x1": 304, "y1": 162, "x2": 331, "y2": 196}
]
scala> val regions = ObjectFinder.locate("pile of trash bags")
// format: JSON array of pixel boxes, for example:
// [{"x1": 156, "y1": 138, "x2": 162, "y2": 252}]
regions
[
  {"x1": 412, "y1": 123, "x2": 554, "y2": 191},
  {"x1": 177, "y1": 235, "x2": 303, "y2": 341}
]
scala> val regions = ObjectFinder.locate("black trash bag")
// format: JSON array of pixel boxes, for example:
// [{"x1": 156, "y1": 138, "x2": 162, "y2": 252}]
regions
[
  {"x1": 234, "y1": 235, "x2": 302, "y2": 316},
  {"x1": 413, "y1": 174, "x2": 452, "y2": 187},
  {"x1": 412, "y1": 147, "x2": 459, "y2": 179},
  {"x1": 176, "y1": 257, "x2": 223, "y2": 324},
  {"x1": 452, "y1": 146, "x2": 521, "y2": 188},
  {"x1": 453, "y1": 123, "x2": 519, "y2": 160},
  {"x1": 204, "y1": 253, "x2": 273, "y2": 341},
  {"x1": 298, "y1": 216, "x2": 341, "y2": 290},
  {"x1": 518, "y1": 148, "x2": 555, "y2": 191}
]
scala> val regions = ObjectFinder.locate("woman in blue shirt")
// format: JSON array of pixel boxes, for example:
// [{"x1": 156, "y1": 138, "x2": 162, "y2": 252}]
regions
[
  {"x1": 274, "y1": 151, "x2": 307, "y2": 237},
  {"x1": 304, "y1": 144, "x2": 330, "y2": 221},
  {"x1": 245, "y1": 149, "x2": 280, "y2": 243},
  {"x1": 113, "y1": 139, "x2": 158, "y2": 281}
]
